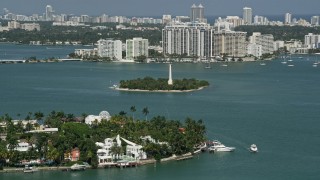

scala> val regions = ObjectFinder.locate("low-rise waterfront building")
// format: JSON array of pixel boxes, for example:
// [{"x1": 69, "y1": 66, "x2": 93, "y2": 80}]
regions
[
  {"x1": 305, "y1": 33, "x2": 320, "y2": 49},
  {"x1": 249, "y1": 32, "x2": 274, "y2": 55},
  {"x1": 74, "y1": 48, "x2": 98, "y2": 58},
  {"x1": 274, "y1": 40, "x2": 285, "y2": 51}
]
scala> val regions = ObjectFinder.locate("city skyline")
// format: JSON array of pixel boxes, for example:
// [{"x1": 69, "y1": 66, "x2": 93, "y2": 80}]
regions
[{"x1": 0, "y1": 0, "x2": 320, "y2": 17}]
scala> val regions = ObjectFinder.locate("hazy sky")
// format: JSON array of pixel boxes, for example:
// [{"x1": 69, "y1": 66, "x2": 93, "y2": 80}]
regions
[{"x1": 0, "y1": 0, "x2": 319, "y2": 17}]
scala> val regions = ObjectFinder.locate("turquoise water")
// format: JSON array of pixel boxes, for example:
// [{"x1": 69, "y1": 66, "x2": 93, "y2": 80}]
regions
[{"x1": 1, "y1": 44, "x2": 320, "y2": 179}]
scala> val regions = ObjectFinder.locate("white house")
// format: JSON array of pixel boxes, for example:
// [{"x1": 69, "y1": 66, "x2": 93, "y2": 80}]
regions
[
  {"x1": 7, "y1": 141, "x2": 35, "y2": 152},
  {"x1": 96, "y1": 135, "x2": 147, "y2": 166}
]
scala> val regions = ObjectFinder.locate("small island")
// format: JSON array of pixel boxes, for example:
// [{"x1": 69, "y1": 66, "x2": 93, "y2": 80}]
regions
[
  {"x1": 117, "y1": 77, "x2": 209, "y2": 92},
  {"x1": 115, "y1": 64, "x2": 209, "y2": 92}
]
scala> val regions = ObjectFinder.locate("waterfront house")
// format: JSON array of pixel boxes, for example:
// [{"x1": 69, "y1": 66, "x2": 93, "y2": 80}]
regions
[
  {"x1": 64, "y1": 148, "x2": 81, "y2": 162},
  {"x1": 71, "y1": 148, "x2": 80, "y2": 161},
  {"x1": 96, "y1": 135, "x2": 147, "y2": 166}
]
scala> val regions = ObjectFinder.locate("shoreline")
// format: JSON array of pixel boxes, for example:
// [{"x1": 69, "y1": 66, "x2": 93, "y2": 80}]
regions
[
  {"x1": 0, "y1": 153, "x2": 197, "y2": 174},
  {"x1": 112, "y1": 86, "x2": 207, "y2": 93}
]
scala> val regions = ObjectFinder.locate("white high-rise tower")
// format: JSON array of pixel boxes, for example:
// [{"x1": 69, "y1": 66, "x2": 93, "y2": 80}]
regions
[
  {"x1": 285, "y1": 13, "x2": 292, "y2": 25},
  {"x1": 168, "y1": 64, "x2": 173, "y2": 85},
  {"x1": 46, "y1": 5, "x2": 54, "y2": 21},
  {"x1": 243, "y1": 7, "x2": 252, "y2": 25}
]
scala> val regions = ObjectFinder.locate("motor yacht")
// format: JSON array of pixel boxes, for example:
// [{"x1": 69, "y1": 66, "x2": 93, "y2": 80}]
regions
[
  {"x1": 208, "y1": 140, "x2": 235, "y2": 152},
  {"x1": 250, "y1": 144, "x2": 258, "y2": 153}
]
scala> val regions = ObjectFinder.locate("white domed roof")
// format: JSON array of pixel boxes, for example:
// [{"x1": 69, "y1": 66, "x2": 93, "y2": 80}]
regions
[{"x1": 99, "y1": 111, "x2": 111, "y2": 120}]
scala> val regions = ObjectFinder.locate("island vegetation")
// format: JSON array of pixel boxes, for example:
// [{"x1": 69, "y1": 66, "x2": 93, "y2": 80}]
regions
[
  {"x1": 119, "y1": 77, "x2": 209, "y2": 91},
  {"x1": 0, "y1": 109, "x2": 206, "y2": 170}
]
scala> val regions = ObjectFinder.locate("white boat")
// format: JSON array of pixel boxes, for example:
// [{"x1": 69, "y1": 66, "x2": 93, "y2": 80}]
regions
[
  {"x1": 260, "y1": 62, "x2": 266, "y2": 66},
  {"x1": 23, "y1": 165, "x2": 38, "y2": 173},
  {"x1": 221, "y1": 64, "x2": 228, "y2": 67},
  {"x1": 208, "y1": 140, "x2": 235, "y2": 152},
  {"x1": 249, "y1": 144, "x2": 258, "y2": 153},
  {"x1": 288, "y1": 64, "x2": 294, "y2": 67},
  {"x1": 281, "y1": 61, "x2": 287, "y2": 64},
  {"x1": 313, "y1": 64, "x2": 317, "y2": 67},
  {"x1": 70, "y1": 163, "x2": 86, "y2": 171},
  {"x1": 287, "y1": 59, "x2": 293, "y2": 62}
]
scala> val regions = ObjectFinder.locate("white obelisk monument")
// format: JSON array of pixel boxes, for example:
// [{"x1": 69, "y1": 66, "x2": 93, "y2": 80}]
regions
[{"x1": 168, "y1": 64, "x2": 173, "y2": 85}]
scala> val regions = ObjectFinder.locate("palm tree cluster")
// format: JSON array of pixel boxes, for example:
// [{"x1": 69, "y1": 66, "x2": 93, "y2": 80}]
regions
[{"x1": 120, "y1": 76, "x2": 209, "y2": 91}]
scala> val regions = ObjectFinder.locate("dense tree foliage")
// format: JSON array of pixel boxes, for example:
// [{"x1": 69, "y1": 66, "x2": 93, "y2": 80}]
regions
[
  {"x1": 119, "y1": 76, "x2": 209, "y2": 91},
  {"x1": 235, "y1": 25, "x2": 320, "y2": 41},
  {"x1": 0, "y1": 21, "x2": 163, "y2": 45}
]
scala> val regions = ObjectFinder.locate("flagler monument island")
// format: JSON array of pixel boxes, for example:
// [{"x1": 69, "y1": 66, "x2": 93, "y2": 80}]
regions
[{"x1": 113, "y1": 64, "x2": 209, "y2": 92}]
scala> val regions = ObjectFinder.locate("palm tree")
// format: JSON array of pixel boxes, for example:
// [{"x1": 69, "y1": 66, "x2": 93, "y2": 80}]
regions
[
  {"x1": 142, "y1": 107, "x2": 149, "y2": 121},
  {"x1": 34, "y1": 111, "x2": 44, "y2": 120},
  {"x1": 130, "y1": 106, "x2": 136, "y2": 121}
]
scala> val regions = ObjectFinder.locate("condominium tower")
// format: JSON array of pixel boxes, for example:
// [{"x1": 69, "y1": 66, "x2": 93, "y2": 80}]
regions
[
  {"x1": 213, "y1": 30, "x2": 247, "y2": 57},
  {"x1": 162, "y1": 22, "x2": 213, "y2": 59},
  {"x1": 45, "y1": 5, "x2": 54, "y2": 21},
  {"x1": 97, "y1": 39, "x2": 122, "y2": 60},
  {"x1": 285, "y1": 13, "x2": 292, "y2": 25},
  {"x1": 126, "y1": 38, "x2": 148, "y2": 60},
  {"x1": 190, "y1": 4, "x2": 205, "y2": 23},
  {"x1": 243, "y1": 7, "x2": 252, "y2": 25}
]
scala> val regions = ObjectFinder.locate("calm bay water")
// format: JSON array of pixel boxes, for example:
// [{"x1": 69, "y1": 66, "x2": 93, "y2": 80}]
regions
[{"x1": 1, "y1": 44, "x2": 320, "y2": 179}]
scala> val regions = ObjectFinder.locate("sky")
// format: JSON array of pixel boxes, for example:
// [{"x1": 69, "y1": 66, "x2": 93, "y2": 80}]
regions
[{"x1": 0, "y1": 0, "x2": 319, "y2": 17}]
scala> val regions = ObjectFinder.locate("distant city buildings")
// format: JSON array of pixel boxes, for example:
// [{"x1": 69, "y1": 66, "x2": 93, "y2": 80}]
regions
[
  {"x1": 254, "y1": 15, "x2": 269, "y2": 25},
  {"x1": 0, "y1": 21, "x2": 40, "y2": 31}
]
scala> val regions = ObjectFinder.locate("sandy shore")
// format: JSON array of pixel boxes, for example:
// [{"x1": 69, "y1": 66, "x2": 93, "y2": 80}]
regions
[{"x1": 111, "y1": 86, "x2": 207, "y2": 93}]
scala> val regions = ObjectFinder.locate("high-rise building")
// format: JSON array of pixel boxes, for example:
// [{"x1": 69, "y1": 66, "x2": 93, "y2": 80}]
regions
[
  {"x1": 243, "y1": 7, "x2": 252, "y2": 25},
  {"x1": 126, "y1": 38, "x2": 148, "y2": 60},
  {"x1": 311, "y1": 16, "x2": 320, "y2": 26},
  {"x1": 3, "y1": 8, "x2": 9, "y2": 15},
  {"x1": 45, "y1": 5, "x2": 54, "y2": 21},
  {"x1": 190, "y1": 4, "x2": 205, "y2": 23},
  {"x1": 162, "y1": 15, "x2": 172, "y2": 24},
  {"x1": 285, "y1": 13, "x2": 292, "y2": 25},
  {"x1": 162, "y1": 22, "x2": 213, "y2": 59},
  {"x1": 213, "y1": 30, "x2": 247, "y2": 57},
  {"x1": 97, "y1": 39, "x2": 122, "y2": 60}
]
